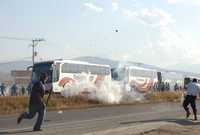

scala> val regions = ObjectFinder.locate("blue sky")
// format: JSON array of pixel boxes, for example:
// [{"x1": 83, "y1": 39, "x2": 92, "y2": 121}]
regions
[{"x1": 0, "y1": 0, "x2": 200, "y2": 68}]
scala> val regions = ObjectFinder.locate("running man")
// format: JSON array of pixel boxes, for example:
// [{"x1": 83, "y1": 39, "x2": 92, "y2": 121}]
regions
[
  {"x1": 17, "y1": 73, "x2": 48, "y2": 131},
  {"x1": 183, "y1": 78, "x2": 200, "y2": 120}
]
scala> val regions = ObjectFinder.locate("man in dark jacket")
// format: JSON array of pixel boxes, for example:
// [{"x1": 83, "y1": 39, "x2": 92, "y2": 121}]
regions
[
  {"x1": 17, "y1": 73, "x2": 48, "y2": 131},
  {"x1": 0, "y1": 83, "x2": 5, "y2": 96},
  {"x1": 11, "y1": 83, "x2": 18, "y2": 96}
]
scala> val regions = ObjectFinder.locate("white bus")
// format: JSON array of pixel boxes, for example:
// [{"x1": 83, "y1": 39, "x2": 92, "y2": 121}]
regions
[
  {"x1": 111, "y1": 66, "x2": 157, "y2": 92},
  {"x1": 31, "y1": 59, "x2": 111, "y2": 93}
]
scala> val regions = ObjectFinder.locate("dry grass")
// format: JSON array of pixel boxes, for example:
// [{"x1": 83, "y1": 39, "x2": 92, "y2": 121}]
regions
[
  {"x1": 0, "y1": 95, "x2": 101, "y2": 115},
  {"x1": 46, "y1": 95, "x2": 101, "y2": 110},
  {"x1": 0, "y1": 91, "x2": 183, "y2": 115},
  {"x1": 145, "y1": 91, "x2": 182, "y2": 102},
  {"x1": 0, "y1": 96, "x2": 29, "y2": 115}
]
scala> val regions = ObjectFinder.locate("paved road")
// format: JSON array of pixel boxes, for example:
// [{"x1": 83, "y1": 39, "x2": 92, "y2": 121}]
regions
[{"x1": 0, "y1": 102, "x2": 196, "y2": 135}]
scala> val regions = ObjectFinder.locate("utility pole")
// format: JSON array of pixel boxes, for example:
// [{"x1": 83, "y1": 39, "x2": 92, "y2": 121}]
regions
[
  {"x1": 31, "y1": 39, "x2": 45, "y2": 65},
  {"x1": 0, "y1": 36, "x2": 45, "y2": 65}
]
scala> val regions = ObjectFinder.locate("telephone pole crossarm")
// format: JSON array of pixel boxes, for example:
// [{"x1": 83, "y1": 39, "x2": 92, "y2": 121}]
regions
[{"x1": 31, "y1": 38, "x2": 45, "y2": 65}]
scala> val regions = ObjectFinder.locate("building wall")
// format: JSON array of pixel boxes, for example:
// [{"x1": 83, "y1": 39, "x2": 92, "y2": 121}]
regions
[{"x1": 11, "y1": 70, "x2": 32, "y2": 87}]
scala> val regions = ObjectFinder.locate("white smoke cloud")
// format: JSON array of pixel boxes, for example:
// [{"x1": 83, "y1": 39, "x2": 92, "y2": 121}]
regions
[
  {"x1": 166, "y1": 0, "x2": 185, "y2": 4},
  {"x1": 83, "y1": 3, "x2": 103, "y2": 13},
  {"x1": 61, "y1": 73, "x2": 144, "y2": 104},
  {"x1": 139, "y1": 22, "x2": 200, "y2": 67},
  {"x1": 122, "y1": 6, "x2": 200, "y2": 66},
  {"x1": 123, "y1": 7, "x2": 175, "y2": 28},
  {"x1": 112, "y1": 0, "x2": 119, "y2": 11},
  {"x1": 166, "y1": 0, "x2": 200, "y2": 6},
  {"x1": 156, "y1": 27, "x2": 200, "y2": 65},
  {"x1": 110, "y1": 53, "x2": 132, "y2": 61}
]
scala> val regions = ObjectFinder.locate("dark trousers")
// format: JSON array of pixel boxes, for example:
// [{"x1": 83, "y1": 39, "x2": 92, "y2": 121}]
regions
[
  {"x1": 22, "y1": 105, "x2": 45, "y2": 130},
  {"x1": 183, "y1": 95, "x2": 197, "y2": 116},
  {"x1": 1, "y1": 90, "x2": 4, "y2": 96}
]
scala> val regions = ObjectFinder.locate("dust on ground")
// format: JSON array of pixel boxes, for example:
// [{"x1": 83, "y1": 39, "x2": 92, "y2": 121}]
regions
[
  {"x1": 137, "y1": 124, "x2": 200, "y2": 135},
  {"x1": 85, "y1": 117, "x2": 200, "y2": 135}
]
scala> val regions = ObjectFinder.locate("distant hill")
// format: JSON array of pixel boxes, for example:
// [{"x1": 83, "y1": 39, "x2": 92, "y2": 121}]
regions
[
  {"x1": 0, "y1": 60, "x2": 32, "y2": 82},
  {"x1": 166, "y1": 63, "x2": 200, "y2": 74},
  {"x1": 75, "y1": 56, "x2": 163, "y2": 70},
  {"x1": 75, "y1": 56, "x2": 200, "y2": 77},
  {"x1": 74, "y1": 56, "x2": 118, "y2": 68},
  {"x1": 0, "y1": 57, "x2": 200, "y2": 82},
  {"x1": 0, "y1": 60, "x2": 32, "y2": 73}
]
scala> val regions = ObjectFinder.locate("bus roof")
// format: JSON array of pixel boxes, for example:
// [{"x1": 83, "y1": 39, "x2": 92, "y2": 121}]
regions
[
  {"x1": 126, "y1": 65, "x2": 157, "y2": 71},
  {"x1": 34, "y1": 59, "x2": 111, "y2": 68}
]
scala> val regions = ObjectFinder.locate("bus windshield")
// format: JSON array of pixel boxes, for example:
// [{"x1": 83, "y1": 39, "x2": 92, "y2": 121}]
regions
[{"x1": 32, "y1": 62, "x2": 53, "y2": 83}]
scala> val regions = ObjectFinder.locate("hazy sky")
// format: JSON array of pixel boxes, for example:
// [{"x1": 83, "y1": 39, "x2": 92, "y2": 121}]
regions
[{"x1": 0, "y1": 0, "x2": 200, "y2": 68}]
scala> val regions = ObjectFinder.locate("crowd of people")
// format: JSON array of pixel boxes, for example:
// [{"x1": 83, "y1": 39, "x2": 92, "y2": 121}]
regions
[
  {"x1": 0, "y1": 82, "x2": 30, "y2": 96},
  {"x1": 153, "y1": 82, "x2": 183, "y2": 92},
  {"x1": 1, "y1": 81, "x2": 184, "y2": 96}
]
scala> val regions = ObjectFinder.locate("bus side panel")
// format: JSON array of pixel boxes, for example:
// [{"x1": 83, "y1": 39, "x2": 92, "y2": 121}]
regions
[{"x1": 128, "y1": 68, "x2": 156, "y2": 93}]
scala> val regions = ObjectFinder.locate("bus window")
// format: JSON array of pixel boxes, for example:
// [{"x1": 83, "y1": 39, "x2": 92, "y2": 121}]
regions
[
  {"x1": 105, "y1": 67, "x2": 111, "y2": 75},
  {"x1": 77, "y1": 64, "x2": 87, "y2": 73},
  {"x1": 87, "y1": 65, "x2": 110, "y2": 75},
  {"x1": 62, "y1": 63, "x2": 87, "y2": 73},
  {"x1": 62, "y1": 63, "x2": 76, "y2": 73},
  {"x1": 87, "y1": 65, "x2": 96, "y2": 74},
  {"x1": 130, "y1": 69, "x2": 155, "y2": 78},
  {"x1": 61, "y1": 63, "x2": 110, "y2": 75}
]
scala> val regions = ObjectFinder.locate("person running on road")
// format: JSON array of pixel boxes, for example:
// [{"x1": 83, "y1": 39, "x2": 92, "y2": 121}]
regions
[
  {"x1": 17, "y1": 73, "x2": 48, "y2": 131},
  {"x1": 183, "y1": 78, "x2": 200, "y2": 120}
]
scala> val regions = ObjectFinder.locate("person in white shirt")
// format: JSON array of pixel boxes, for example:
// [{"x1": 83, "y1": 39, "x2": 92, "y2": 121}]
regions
[{"x1": 183, "y1": 78, "x2": 200, "y2": 120}]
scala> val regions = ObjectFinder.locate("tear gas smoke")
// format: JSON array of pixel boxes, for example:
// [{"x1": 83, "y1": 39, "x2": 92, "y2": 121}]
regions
[
  {"x1": 5, "y1": 86, "x2": 11, "y2": 96},
  {"x1": 61, "y1": 73, "x2": 145, "y2": 104}
]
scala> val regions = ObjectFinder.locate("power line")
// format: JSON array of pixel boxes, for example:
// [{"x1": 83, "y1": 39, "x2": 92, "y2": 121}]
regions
[
  {"x1": 0, "y1": 56, "x2": 32, "y2": 63},
  {"x1": 0, "y1": 36, "x2": 32, "y2": 41},
  {"x1": 0, "y1": 36, "x2": 45, "y2": 65}
]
